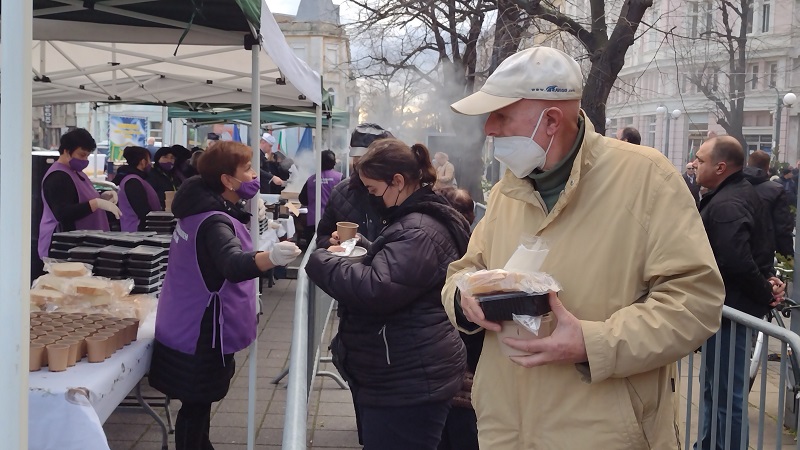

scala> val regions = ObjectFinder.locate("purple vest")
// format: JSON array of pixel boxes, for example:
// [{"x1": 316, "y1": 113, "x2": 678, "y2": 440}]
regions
[
  {"x1": 306, "y1": 170, "x2": 343, "y2": 226},
  {"x1": 38, "y1": 162, "x2": 109, "y2": 258},
  {"x1": 119, "y1": 174, "x2": 162, "y2": 232},
  {"x1": 155, "y1": 211, "x2": 257, "y2": 358}
]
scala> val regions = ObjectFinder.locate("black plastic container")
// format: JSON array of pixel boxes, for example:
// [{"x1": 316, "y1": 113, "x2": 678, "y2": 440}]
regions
[
  {"x1": 94, "y1": 257, "x2": 125, "y2": 269},
  {"x1": 94, "y1": 266, "x2": 126, "y2": 277},
  {"x1": 68, "y1": 246, "x2": 101, "y2": 260},
  {"x1": 146, "y1": 211, "x2": 176, "y2": 222},
  {"x1": 127, "y1": 266, "x2": 163, "y2": 278},
  {"x1": 51, "y1": 231, "x2": 88, "y2": 245},
  {"x1": 476, "y1": 291, "x2": 551, "y2": 322},
  {"x1": 49, "y1": 249, "x2": 70, "y2": 261},
  {"x1": 131, "y1": 274, "x2": 162, "y2": 285},
  {"x1": 98, "y1": 245, "x2": 131, "y2": 260},
  {"x1": 132, "y1": 281, "x2": 163, "y2": 294},
  {"x1": 128, "y1": 245, "x2": 169, "y2": 261},
  {"x1": 127, "y1": 257, "x2": 168, "y2": 269},
  {"x1": 143, "y1": 235, "x2": 172, "y2": 248}
]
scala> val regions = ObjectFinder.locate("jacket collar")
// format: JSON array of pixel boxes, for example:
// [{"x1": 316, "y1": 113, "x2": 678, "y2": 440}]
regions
[
  {"x1": 498, "y1": 110, "x2": 599, "y2": 229},
  {"x1": 699, "y1": 170, "x2": 744, "y2": 210}
]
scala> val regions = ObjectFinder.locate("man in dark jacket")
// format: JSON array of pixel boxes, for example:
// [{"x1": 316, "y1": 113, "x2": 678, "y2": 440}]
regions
[
  {"x1": 315, "y1": 123, "x2": 394, "y2": 248},
  {"x1": 693, "y1": 136, "x2": 783, "y2": 450},
  {"x1": 683, "y1": 162, "x2": 701, "y2": 204},
  {"x1": 258, "y1": 132, "x2": 285, "y2": 194},
  {"x1": 780, "y1": 168, "x2": 798, "y2": 209},
  {"x1": 744, "y1": 150, "x2": 794, "y2": 259}
]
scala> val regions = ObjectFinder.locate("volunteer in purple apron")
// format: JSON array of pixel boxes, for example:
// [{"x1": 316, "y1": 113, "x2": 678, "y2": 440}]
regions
[
  {"x1": 299, "y1": 149, "x2": 343, "y2": 245},
  {"x1": 148, "y1": 141, "x2": 301, "y2": 450},
  {"x1": 38, "y1": 128, "x2": 121, "y2": 258},
  {"x1": 113, "y1": 146, "x2": 162, "y2": 232}
]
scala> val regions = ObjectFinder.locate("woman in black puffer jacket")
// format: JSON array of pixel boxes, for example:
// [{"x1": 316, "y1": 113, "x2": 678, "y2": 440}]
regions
[{"x1": 306, "y1": 139, "x2": 468, "y2": 450}]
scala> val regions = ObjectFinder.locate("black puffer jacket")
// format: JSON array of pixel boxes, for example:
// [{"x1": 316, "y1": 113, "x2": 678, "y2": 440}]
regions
[
  {"x1": 149, "y1": 176, "x2": 264, "y2": 403},
  {"x1": 743, "y1": 167, "x2": 794, "y2": 258},
  {"x1": 699, "y1": 171, "x2": 775, "y2": 318},
  {"x1": 315, "y1": 172, "x2": 382, "y2": 248},
  {"x1": 306, "y1": 187, "x2": 469, "y2": 407}
]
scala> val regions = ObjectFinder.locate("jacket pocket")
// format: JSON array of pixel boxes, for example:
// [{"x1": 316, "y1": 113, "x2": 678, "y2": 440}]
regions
[{"x1": 615, "y1": 379, "x2": 650, "y2": 449}]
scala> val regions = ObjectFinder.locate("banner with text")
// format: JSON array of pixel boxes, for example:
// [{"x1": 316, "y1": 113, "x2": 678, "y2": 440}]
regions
[{"x1": 109, "y1": 115, "x2": 148, "y2": 161}]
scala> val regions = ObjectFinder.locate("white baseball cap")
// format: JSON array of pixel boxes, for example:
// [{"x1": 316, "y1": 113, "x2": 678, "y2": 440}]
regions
[
  {"x1": 261, "y1": 132, "x2": 277, "y2": 146},
  {"x1": 451, "y1": 46, "x2": 583, "y2": 116}
]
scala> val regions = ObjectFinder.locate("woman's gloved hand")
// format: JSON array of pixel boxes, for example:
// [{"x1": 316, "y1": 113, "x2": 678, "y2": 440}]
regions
[
  {"x1": 268, "y1": 219, "x2": 282, "y2": 230},
  {"x1": 258, "y1": 198, "x2": 267, "y2": 222},
  {"x1": 269, "y1": 241, "x2": 301, "y2": 266},
  {"x1": 93, "y1": 198, "x2": 122, "y2": 219},
  {"x1": 99, "y1": 190, "x2": 118, "y2": 204}
]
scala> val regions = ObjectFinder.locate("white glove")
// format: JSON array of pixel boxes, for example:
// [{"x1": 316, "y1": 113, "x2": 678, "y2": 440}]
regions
[
  {"x1": 269, "y1": 241, "x2": 301, "y2": 266},
  {"x1": 95, "y1": 198, "x2": 122, "y2": 219},
  {"x1": 258, "y1": 198, "x2": 267, "y2": 222},
  {"x1": 99, "y1": 190, "x2": 118, "y2": 204},
  {"x1": 268, "y1": 219, "x2": 282, "y2": 230}
]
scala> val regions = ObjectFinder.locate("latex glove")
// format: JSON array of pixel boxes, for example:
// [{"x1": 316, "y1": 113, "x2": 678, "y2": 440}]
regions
[
  {"x1": 268, "y1": 219, "x2": 282, "y2": 230},
  {"x1": 258, "y1": 198, "x2": 267, "y2": 222},
  {"x1": 269, "y1": 241, "x2": 301, "y2": 266},
  {"x1": 99, "y1": 190, "x2": 118, "y2": 204},
  {"x1": 95, "y1": 198, "x2": 122, "y2": 219}
]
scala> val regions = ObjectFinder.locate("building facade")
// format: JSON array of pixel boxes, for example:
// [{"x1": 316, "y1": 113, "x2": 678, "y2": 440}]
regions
[{"x1": 606, "y1": 0, "x2": 800, "y2": 169}]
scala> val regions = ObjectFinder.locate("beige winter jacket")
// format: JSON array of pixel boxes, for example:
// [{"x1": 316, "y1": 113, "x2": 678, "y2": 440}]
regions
[{"x1": 443, "y1": 117, "x2": 724, "y2": 449}]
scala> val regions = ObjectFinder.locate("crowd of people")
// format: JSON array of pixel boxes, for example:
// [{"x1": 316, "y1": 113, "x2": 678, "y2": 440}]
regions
[{"x1": 36, "y1": 44, "x2": 796, "y2": 450}]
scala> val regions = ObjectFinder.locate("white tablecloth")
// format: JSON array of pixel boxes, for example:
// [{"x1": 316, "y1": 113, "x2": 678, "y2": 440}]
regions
[
  {"x1": 29, "y1": 315, "x2": 156, "y2": 450},
  {"x1": 258, "y1": 217, "x2": 296, "y2": 252}
]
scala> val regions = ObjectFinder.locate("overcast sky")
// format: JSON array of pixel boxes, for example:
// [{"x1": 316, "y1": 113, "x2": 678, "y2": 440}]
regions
[{"x1": 265, "y1": 0, "x2": 301, "y2": 16}]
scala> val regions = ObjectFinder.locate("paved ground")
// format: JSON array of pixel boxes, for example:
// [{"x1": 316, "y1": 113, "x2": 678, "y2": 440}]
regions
[
  {"x1": 103, "y1": 277, "x2": 359, "y2": 450},
  {"x1": 103, "y1": 276, "x2": 800, "y2": 449}
]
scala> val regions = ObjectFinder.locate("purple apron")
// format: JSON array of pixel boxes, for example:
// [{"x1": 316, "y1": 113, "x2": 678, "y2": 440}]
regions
[
  {"x1": 155, "y1": 211, "x2": 257, "y2": 359},
  {"x1": 306, "y1": 170, "x2": 343, "y2": 226},
  {"x1": 118, "y1": 174, "x2": 162, "y2": 232},
  {"x1": 38, "y1": 162, "x2": 109, "y2": 258}
]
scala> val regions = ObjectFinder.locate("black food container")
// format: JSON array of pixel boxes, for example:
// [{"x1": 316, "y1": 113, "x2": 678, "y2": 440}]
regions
[{"x1": 476, "y1": 291, "x2": 550, "y2": 322}]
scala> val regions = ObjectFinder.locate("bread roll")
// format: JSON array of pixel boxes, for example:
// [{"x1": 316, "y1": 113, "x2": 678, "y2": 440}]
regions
[
  {"x1": 49, "y1": 262, "x2": 89, "y2": 278},
  {"x1": 30, "y1": 288, "x2": 66, "y2": 306},
  {"x1": 465, "y1": 269, "x2": 523, "y2": 295},
  {"x1": 74, "y1": 277, "x2": 112, "y2": 296}
]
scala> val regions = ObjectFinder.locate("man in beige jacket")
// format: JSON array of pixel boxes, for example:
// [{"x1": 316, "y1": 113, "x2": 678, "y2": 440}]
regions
[{"x1": 443, "y1": 46, "x2": 724, "y2": 449}]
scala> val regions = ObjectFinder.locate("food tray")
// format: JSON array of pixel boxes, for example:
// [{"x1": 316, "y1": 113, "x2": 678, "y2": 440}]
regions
[
  {"x1": 127, "y1": 266, "x2": 164, "y2": 278},
  {"x1": 68, "y1": 246, "x2": 101, "y2": 259},
  {"x1": 94, "y1": 257, "x2": 125, "y2": 269},
  {"x1": 49, "y1": 249, "x2": 70, "y2": 260},
  {"x1": 68, "y1": 257, "x2": 96, "y2": 265},
  {"x1": 49, "y1": 241, "x2": 74, "y2": 251},
  {"x1": 127, "y1": 258, "x2": 167, "y2": 269},
  {"x1": 106, "y1": 235, "x2": 146, "y2": 248},
  {"x1": 51, "y1": 231, "x2": 88, "y2": 244},
  {"x1": 476, "y1": 291, "x2": 550, "y2": 322},
  {"x1": 127, "y1": 245, "x2": 169, "y2": 261},
  {"x1": 143, "y1": 235, "x2": 172, "y2": 248},
  {"x1": 146, "y1": 211, "x2": 176, "y2": 222},
  {"x1": 132, "y1": 281, "x2": 163, "y2": 294},
  {"x1": 94, "y1": 266, "x2": 126, "y2": 277},
  {"x1": 131, "y1": 274, "x2": 162, "y2": 285},
  {"x1": 97, "y1": 245, "x2": 131, "y2": 260}
]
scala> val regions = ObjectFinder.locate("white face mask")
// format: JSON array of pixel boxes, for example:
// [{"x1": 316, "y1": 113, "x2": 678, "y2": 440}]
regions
[{"x1": 493, "y1": 108, "x2": 555, "y2": 178}]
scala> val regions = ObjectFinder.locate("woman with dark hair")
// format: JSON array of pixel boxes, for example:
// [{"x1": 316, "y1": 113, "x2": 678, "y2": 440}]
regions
[
  {"x1": 299, "y1": 149, "x2": 343, "y2": 243},
  {"x1": 306, "y1": 139, "x2": 469, "y2": 450},
  {"x1": 148, "y1": 141, "x2": 300, "y2": 450},
  {"x1": 113, "y1": 146, "x2": 161, "y2": 231},
  {"x1": 147, "y1": 146, "x2": 182, "y2": 208},
  {"x1": 38, "y1": 128, "x2": 120, "y2": 258}
]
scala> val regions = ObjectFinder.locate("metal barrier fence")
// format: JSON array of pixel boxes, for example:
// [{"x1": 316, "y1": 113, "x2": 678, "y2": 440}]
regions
[{"x1": 680, "y1": 305, "x2": 800, "y2": 449}]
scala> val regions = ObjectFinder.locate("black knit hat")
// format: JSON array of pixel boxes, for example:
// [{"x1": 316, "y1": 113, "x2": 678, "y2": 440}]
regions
[{"x1": 349, "y1": 123, "x2": 393, "y2": 157}]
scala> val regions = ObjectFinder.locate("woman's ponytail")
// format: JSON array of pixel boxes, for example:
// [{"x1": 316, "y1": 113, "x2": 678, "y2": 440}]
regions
[{"x1": 411, "y1": 143, "x2": 437, "y2": 186}]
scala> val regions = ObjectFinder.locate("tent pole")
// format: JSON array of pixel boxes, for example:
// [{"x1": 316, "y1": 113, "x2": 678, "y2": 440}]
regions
[
  {"x1": 0, "y1": 0, "x2": 33, "y2": 448},
  {"x1": 315, "y1": 104, "x2": 322, "y2": 227},
  {"x1": 161, "y1": 106, "x2": 170, "y2": 146},
  {"x1": 247, "y1": 41, "x2": 261, "y2": 450},
  {"x1": 94, "y1": 103, "x2": 101, "y2": 177}
]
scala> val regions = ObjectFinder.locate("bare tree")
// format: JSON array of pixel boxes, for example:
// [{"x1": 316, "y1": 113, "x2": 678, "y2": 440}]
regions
[
  {"x1": 509, "y1": 0, "x2": 654, "y2": 133},
  {"x1": 672, "y1": 0, "x2": 752, "y2": 148}
]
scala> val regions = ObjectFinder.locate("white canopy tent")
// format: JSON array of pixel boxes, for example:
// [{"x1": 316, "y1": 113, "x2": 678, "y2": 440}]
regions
[{"x1": 0, "y1": 1, "x2": 324, "y2": 449}]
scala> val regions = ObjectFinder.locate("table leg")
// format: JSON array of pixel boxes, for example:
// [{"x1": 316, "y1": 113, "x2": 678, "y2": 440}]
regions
[{"x1": 135, "y1": 381, "x2": 169, "y2": 450}]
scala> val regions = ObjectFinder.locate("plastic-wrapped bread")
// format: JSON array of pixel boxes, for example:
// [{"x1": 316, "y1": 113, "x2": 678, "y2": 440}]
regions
[
  {"x1": 48, "y1": 262, "x2": 91, "y2": 278},
  {"x1": 30, "y1": 288, "x2": 66, "y2": 306},
  {"x1": 462, "y1": 269, "x2": 525, "y2": 295},
  {"x1": 73, "y1": 277, "x2": 113, "y2": 296}
]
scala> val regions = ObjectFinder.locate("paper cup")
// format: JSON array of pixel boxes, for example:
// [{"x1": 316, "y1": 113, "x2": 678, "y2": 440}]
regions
[
  {"x1": 46, "y1": 343, "x2": 70, "y2": 372},
  {"x1": 60, "y1": 338, "x2": 80, "y2": 366},
  {"x1": 30, "y1": 343, "x2": 45, "y2": 371},
  {"x1": 336, "y1": 222, "x2": 358, "y2": 242},
  {"x1": 86, "y1": 336, "x2": 108, "y2": 363}
]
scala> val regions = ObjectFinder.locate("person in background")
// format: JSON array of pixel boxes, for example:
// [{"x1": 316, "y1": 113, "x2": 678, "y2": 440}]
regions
[
  {"x1": 616, "y1": 126, "x2": 641, "y2": 145},
  {"x1": 149, "y1": 142, "x2": 301, "y2": 450},
  {"x1": 436, "y1": 186, "x2": 480, "y2": 450},
  {"x1": 693, "y1": 137, "x2": 784, "y2": 449},
  {"x1": 744, "y1": 150, "x2": 794, "y2": 259},
  {"x1": 206, "y1": 132, "x2": 220, "y2": 149},
  {"x1": 171, "y1": 145, "x2": 193, "y2": 182},
  {"x1": 148, "y1": 146, "x2": 182, "y2": 209},
  {"x1": 299, "y1": 150, "x2": 343, "y2": 245},
  {"x1": 258, "y1": 132, "x2": 285, "y2": 193},
  {"x1": 315, "y1": 123, "x2": 394, "y2": 249},
  {"x1": 189, "y1": 147, "x2": 204, "y2": 174},
  {"x1": 780, "y1": 168, "x2": 798, "y2": 210},
  {"x1": 113, "y1": 146, "x2": 161, "y2": 232},
  {"x1": 306, "y1": 139, "x2": 469, "y2": 450},
  {"x1": 39, "y1": 128, "x2": 120, "y2": 259},
  {"x1": 145, "y1": 136, "x2": 159, "y2": 159},
  {"x1": 267, "y1": 150, "x2": 293, "y2": 194},
  {"x1": 683, "y1": 162, "x2": 701, "y2": 204},
  {"x1": 433, "y1": 152, "x2": 457, "y2": 190},
  {"x1": 444, "y1": 46, "x2": 723, "y2": 449}
]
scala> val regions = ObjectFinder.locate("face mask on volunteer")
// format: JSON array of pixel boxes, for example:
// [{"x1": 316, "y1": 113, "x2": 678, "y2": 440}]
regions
[
  {"x1": 493, "y1": 108, "x2": 555, "y2": 178},
  {"x1": 230, "y1": 176, "x2": 260, "y2": 200}
]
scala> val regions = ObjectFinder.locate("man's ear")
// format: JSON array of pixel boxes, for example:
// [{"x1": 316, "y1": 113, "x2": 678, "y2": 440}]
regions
[{"x1": 546, "y1": 108, "x2": 564, "y2": 136}]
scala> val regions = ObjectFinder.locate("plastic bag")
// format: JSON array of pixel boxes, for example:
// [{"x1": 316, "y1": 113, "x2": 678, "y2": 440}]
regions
[
  {"x1": 329, "y1": 238, "x2": 358, "y2": 257},
  {"x1": 42, "y1": 258, "x2": 92, "y2": 278}
]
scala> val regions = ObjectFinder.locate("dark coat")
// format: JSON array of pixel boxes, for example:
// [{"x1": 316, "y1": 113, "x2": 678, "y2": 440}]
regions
[
  {"x1": 315, "y1": 173, "x2": 383, "y2": 248},
  {"x1": 148, "y1": 176, "x2": 264, "y2": 403},
  {"x1": 146, "y1": 165, "x2": 181, "y2": 209},
  {"x1": 743, "y1": 167, "x2": 794, "y2": 258},
  {"x1": 306, "y1": 187, "x2": 469, "y2": 407},
  {"x1": 780, "y1": 177, "x2": 798, "y2": 210},
  {"x1": 683, "y1": 172, "x2": 700, "y2": 203},
  {"x1": 699, "y1": 171, "x2": 775, "y2": 318}
]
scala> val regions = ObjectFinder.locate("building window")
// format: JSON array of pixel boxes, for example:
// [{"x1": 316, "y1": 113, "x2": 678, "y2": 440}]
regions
[
  {"x1": 762, "y1": 0, "x2": 771, "y2": 32},
  {"x1": 769, "y1": 62, "x2": 778, "y2": 87},
  {"x1": 744, "y1": 134, "x2": 774, "y2": 154},
  {"x1": 749, "y1": 63, "x2": 759, "y2": 90},
  {"x1": 646, "y1": 115, "x2": 657, "y2": 147},
  {"x1": 704, "y1": 0, "x2": 713, "y2": 34},
  {"x1": 689, "y1": 1, "x2": 700, "y2": 38},
  {"x1": 326, "y1": 45, "x2": 339, "y2": 70},
  {"x1": 746, "y1": 2, "x2": 754, "y2": 34},
  {"x1": 150, "y1": 121, "x2": 162, "y2": 139}
]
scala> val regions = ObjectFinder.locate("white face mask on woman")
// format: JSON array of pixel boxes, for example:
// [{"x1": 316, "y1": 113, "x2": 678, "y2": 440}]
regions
[{"x1": 492, "y1": 108, "x2": 554, "y2": 178}]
